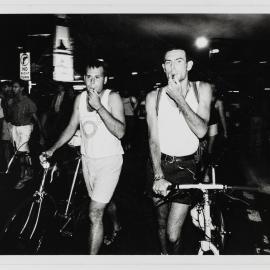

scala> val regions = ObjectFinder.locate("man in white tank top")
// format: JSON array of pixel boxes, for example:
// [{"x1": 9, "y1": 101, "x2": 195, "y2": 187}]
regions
[
  {"x1": 146, "y1": 48, "x2": 212, "y2": 254},
  {"x1": 40, "y1": 59, "x2": 125, "y2": 254}
]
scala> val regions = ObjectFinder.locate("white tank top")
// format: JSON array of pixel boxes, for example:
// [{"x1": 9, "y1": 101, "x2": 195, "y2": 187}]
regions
[
  {"x1": 79, "y1": 90, "x2": 124, "y2": 158},
  {"x1": 158, "y1": 83, "x2": 199, "y2": 156}
]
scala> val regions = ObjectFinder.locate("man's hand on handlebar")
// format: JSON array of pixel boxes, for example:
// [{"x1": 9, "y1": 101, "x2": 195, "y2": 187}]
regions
[
  {"x1": 39, "y1": 149, "x2": 54, "y2": 165},
  {"x1": 153, "y1": 178, "x2": 172, "y2": 197}
]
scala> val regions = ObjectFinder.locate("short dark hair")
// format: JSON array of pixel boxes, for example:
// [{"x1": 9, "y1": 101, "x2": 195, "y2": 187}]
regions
[
  {"x1": 85, "y1": 58, "x2": 109, "y2": 76},
  {"x1": 12, "y1": 79, "x2": 27, "y2": 89},
  {"x1": 0, "y1": 81, "x2": 12, "y2": 89},
  {"x1": 162, "y1": 46, "x2": 192, "y2": 62}
]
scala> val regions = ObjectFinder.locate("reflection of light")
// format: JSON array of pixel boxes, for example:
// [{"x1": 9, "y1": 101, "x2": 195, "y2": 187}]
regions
[
  {"x1": 264, "y1": 88, "x2": 270, "y2": 91},
  {"x1": 209, "y1": 48, "x2": 220, "y2": 54},
  {"x1": 195, "y1": 37, "x2": 209, "y2": 49},
  {"x1": 73, "y1": 85, "x2": 86, "y2": 90},
  {"x1": 108, "y1": 76, "x2": 114, "y2": 80},
  {"x1": 233, "y1": 60, "x2": 241, "y2": 64},
  {"x1": 131, "y1": 72, "x2": 138, "y2": 75},
  {"x1": 259, "y1": 61, "x2": 267, "y2": 64},
  {"x1": 228, "y1": 90, "x2": 239, "y2": 93},
  {"x1": 28, "y1": 34, "x2": 51, "y2": 37},
  {"x1": 155, "y1": 82, "x2": 161, "y2": 85}
]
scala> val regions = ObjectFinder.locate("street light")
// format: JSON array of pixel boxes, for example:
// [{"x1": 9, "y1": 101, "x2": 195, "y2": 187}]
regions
[{"x1": 195, "y1": 36, "x2": 209, "y2": 49}]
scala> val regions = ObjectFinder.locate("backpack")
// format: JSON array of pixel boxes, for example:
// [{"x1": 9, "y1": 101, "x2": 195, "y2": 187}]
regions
[{"x1": 155, "y1": 82, "x2": 207, "y2": 164}]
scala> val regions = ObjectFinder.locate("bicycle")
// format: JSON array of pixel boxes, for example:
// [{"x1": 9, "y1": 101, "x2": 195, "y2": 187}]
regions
[
  {"x1": 157, "y1": 164, "x2": 265, "y2": 255},
  {"x1": 0, "y1": 149, "x2": 86, "y2": 254}
]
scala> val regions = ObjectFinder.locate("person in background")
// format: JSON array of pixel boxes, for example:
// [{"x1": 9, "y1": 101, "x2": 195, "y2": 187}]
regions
[
  {"x1": 121, "y1": 88, "x2": 138, "y2": 151},
  {"x1": 0, "y1": 81, "x2": 13, "y2": 171},
  {"x1": 8, "y1": 79, "x2": 44, "y2": 189},
  {"x1": 134, "y1": 89, "x2": 148, "y2": 157},
  {"x1": 203, "y1": 83, "x2": 228, "y2": 182}
]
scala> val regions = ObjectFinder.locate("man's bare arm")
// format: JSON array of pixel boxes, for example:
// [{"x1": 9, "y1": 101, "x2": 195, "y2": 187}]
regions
[
  {"x1": 32, "y1": 113, "x2": 45, "y2": 137},
  {"x1": 180, "y1": 82, "x2": 212, "y2": 138},
  {"x1": 167, "y1": 81, "x2": 212, "y2": 138},
  {"x1": 146, "y1": 90, "x2": 171, "y2": 196},
  {"x1": 97, "y1": 92, "x2": 125, "y2": 139},
  {"x1": 146, "y1": 91, "x2": 163, "y2": 178}
]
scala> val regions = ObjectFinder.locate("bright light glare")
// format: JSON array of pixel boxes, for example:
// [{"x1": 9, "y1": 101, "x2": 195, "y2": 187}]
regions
[
  {"x1": 209, "y1": 48, "x2": 220, "y2": 54},
  {"x1": 195, "y1": 37, "x2": 209, "y2": 49}
]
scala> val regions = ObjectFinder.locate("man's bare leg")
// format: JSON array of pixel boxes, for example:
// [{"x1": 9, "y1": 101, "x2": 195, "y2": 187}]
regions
[
  {"x1": 153, "y1": 198, "x2": 169, "y2": 254},
  {"x1": 167, "y1": 202, "x2": 189, "y2": 254},
  {"x1": 89, "y1": 200, "x2": 107, "y2": 254},
  {"x1": 107, "y1": 200, "x2": 121, "y2": 232}
]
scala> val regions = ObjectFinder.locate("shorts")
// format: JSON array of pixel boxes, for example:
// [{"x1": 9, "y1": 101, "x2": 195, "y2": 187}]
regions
[
  {"x1": 146, "y1": 156, "x2": 197, "y2": 205},
  {"x1": 10, "y1": 124, "x2": 33, "y2": 152},
  {"x1": 82, "y1": 154, "x2": 123, "y2": 204},
  {"x1": 208, "y1": 123, "x2": 218, "y2": 137}
]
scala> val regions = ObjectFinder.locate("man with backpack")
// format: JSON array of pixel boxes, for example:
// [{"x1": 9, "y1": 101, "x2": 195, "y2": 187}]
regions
[{"x1": 145, "y1": 47, "x2": 212, "y2": 254}]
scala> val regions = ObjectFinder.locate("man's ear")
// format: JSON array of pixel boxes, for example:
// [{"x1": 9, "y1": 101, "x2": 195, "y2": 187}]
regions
[
  {"x1": 187, "y1": 60, "x2": 193, "y2": 71},
  {"x1": 162, "y1": 63, "x2": 165, "y2": 73},
  {"x1": 104, "y1": 76, "x2": 108, "y2": 85}
]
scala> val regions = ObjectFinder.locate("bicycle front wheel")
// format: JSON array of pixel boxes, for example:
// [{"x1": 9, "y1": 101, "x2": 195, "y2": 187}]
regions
[
  {"x1": 210, "y1": 203, "x2": 226, "y2": 253},
  {"x1": 0, "y1": 194, "x2": 57, "y2": 254}
]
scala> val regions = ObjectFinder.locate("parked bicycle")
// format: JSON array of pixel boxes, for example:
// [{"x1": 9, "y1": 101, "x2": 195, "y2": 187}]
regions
[{"x1": 0, "y1": 149, "x2": 88, "y2": 254}]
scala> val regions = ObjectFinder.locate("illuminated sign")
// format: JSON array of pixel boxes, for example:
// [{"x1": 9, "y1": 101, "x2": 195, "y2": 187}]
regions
[
  {"x1": 53, "y1": 21, "x2": 74, "y2": 82},
  {"x1": 20, "y1": 52, "x2": 31, "y2": 81}
]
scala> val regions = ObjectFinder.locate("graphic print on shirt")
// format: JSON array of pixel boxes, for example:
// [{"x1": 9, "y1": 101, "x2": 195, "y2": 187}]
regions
[
  {"x1": 81, "y1": 119, "x2": 98, "y2": 138},
  {"x1": 81, "y1": 112, "x2": 103, "y2": 139}
]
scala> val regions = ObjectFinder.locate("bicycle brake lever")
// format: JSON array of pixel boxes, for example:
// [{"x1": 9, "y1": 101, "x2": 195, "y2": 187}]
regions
[{"x1": 156, "y1": 188, "x2": 182, "y2": 207}]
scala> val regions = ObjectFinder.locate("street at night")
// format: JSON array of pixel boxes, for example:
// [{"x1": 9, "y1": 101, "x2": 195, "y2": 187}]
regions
[{"x1": 0, "y1": 11, "x2": 270, "y2": 263}]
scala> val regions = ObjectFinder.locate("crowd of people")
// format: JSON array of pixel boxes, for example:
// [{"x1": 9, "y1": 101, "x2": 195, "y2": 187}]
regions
[{"x1": 1, "y1": 45, "x2": 261, "y2": 255}]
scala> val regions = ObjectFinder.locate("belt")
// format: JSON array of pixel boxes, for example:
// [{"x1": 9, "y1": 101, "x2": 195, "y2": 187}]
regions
[{"x1": 161, "y1": 153, "x2": 195, "y2": 163}]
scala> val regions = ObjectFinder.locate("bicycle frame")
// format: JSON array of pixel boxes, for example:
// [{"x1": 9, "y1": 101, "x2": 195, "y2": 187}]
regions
[
  {"x1": 19, "y1": 161, "x2": 57, "y2": 240},
  {"x1": 57, "y1": 156, "x2": 82, "y2": 237}
]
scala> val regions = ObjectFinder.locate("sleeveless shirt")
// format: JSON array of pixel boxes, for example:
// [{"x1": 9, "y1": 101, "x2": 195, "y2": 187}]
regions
[
  {"x1": 79, "y1": 90, "x2": 124, "y2": 158},
  {"x1": 158, "y1": 83, "x2": 199, "y2": 156}
]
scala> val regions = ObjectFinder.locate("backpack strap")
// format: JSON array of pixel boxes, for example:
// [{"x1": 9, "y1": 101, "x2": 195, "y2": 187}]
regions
[
  {"x1": 155, "y1": 87, "x2": 163, "y2": 116},
  {"x1": 156, "y1": 83, "x2": 199, "y2": 117},
  {"x1": 192, "y1": 81, "x2": 200, "y2": 104}
]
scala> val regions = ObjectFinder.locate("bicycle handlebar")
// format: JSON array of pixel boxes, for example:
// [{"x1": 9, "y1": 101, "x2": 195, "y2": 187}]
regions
[
  {"x1": 171, "y1": 183, "x2": 226, "y2": 191},
  {"x1": 169, "y1": 183, "x2": 263, "y2": 193}
]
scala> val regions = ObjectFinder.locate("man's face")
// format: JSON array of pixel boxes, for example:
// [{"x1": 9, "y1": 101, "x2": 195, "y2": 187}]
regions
[
  {"x1": 2, "y1": 85, "x2": 12, "y2": 97},
  {"x1": 162, "y1": 49, "x2": 193, "y2": 82},
  {"x1": 12, "y1": 82, "x2": 22, "y2": 96},
  {"x1": 84, "y1": 66, "x2": 107, "y2": 94}
]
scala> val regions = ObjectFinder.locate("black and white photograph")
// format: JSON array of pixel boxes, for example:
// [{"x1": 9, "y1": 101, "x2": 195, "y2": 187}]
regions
[{"x1": 1, "y1": 1, "x2": 270, "y2": 268}]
